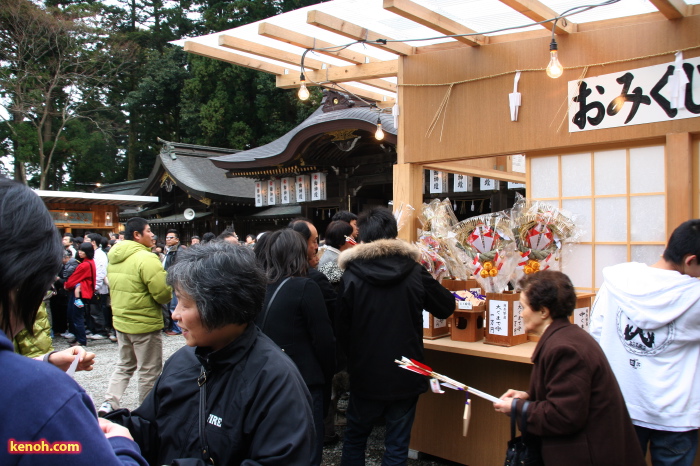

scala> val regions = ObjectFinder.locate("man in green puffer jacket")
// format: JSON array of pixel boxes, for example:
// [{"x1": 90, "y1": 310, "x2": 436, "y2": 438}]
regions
[{"x1": 98, "y1": 217, "x2": 171, "y2": 417}]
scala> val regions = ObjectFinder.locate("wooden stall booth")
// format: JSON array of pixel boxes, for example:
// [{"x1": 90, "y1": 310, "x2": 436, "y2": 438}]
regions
[
  {"x1": 36, "y1": 190, "x2": 159, "y2": 238},
  {"x1": 391, "y1": 8, "x2": 700, "y2": 466}
]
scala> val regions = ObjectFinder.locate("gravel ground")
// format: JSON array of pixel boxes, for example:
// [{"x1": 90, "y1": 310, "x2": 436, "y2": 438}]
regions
[{"x1": 53, "y1": 334, "x2": 460, "y2": 466}]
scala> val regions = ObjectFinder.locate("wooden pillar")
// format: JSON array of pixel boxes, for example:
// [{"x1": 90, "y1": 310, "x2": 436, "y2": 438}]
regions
[
  {"x1": 392, "y1": 56, "x2": 424, "y2": 242},
  {"x1": 393, "y1": 163, "x2": 423, "y2": 242},
  {"x1": 665, "y1": 132, "x2": 693, "y2": 234}
]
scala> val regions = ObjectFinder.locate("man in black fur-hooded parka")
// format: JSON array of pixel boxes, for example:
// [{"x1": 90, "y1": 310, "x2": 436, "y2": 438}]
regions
[{"x1": 337, "y1": 207, "x2": 455, "y2": 465}]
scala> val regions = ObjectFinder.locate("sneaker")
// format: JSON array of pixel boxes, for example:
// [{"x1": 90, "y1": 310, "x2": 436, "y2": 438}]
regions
[
  {"x1": 88, "y1": 334, "x2": 107, "y2": 340},
  {"x1": 69, "y1": 341, "x2": 85, "y2": 347},
  {"x1": 164, "y1": 330, "x2": 181, "y2": 336},
  {"x1": 62, "y1": 332, "x2": 75, "y2": 339},
  {"x1": 85, "y1": 329, "x2": 92, "y2": 335},
  {"x1": 97, "y1": 402, "x2": 114, "y2": 417},
  {"x1": 109, "y1": 334, "x2": 118, "y2": 342}
]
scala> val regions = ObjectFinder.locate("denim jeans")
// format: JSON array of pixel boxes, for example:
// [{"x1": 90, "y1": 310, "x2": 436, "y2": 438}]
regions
[
  {"x1": 167, "y1": 292, "x2": 181, "y2": 333},
  {"x1": 635, "y1": 426, "x2": 699, "y2": 466},
  {"x1": 341, "y1": 394, "x2": 418, "y2": 466},
  {"x1": 67, "y1": 294, "x2": 87, "y2": 345}
]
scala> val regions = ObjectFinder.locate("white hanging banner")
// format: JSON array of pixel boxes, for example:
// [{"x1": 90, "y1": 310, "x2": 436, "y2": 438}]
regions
[
  {"x1": 311, "y1": 172, "x2": 327, "y2": 201},
  {"x1": 267, "y1": 180, "x2": 280, "y2": 205},
  {"x1": 480, "y1": 178, "x2": 500, "y2": 191},
  {"x1": 296, "y1": 175, "x2": 310, "y2": 203},
  {"x1": 280, "y1": 177, "x2": 295, "y2": 204},
  {"x1": 670, "y1": 52, "x2": 689, "y2": 110},
  {"x1": 568, "y1": 55, "x2": 700, "y2": 132},
  {"x1": 254, "y1": 181, "x2": 268, "y2": 207},
  {"x1": 429, "y1": 170, "x2": 448, "y2": 194},
  {"x1": 453, "y1": 174, "x2": 473, "y2": 192},
  {"x1": 511, "y1": 154, "x2": 526, "y2": 173},
  {"x1": 509, "y1": 71, "x2": 522, "y2": 122}
]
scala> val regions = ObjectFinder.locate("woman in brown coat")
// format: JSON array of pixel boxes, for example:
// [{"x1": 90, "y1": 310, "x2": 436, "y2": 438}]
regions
[{"x1": 494, "y1": 271, "x2": 645, "y2": 466}]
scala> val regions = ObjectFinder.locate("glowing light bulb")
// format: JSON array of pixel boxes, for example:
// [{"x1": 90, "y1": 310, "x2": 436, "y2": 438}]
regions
[
  {"x1": 298, "y1": 80, "x2": 310, "y2": 100},
  {"x1": 546, "y1": 39, "x2": 563, "y2": 79},
  {"x1": 375, "y1": 121, "x2": 384, "y2": 140}
]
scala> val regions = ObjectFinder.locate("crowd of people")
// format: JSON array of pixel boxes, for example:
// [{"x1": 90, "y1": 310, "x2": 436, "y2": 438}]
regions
[
  {"x1": 2, "y1": 176, "x2": 455, "y2": 466},
  {"x1": 2, "y1": 172, "x2": 700, "y2": 466}
]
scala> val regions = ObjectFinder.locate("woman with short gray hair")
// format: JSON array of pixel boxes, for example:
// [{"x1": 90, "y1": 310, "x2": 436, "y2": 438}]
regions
[{"x1": 106, "y1": 241, "x2": 315, "y2": 465}]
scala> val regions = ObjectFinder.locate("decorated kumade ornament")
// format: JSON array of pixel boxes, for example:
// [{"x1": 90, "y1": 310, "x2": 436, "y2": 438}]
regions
[
  {"x1": 510, "y1": 193, "x2": 580, "y2": 285},
  {"x1": 452, "y1": 213, "x2": 518, "y2": 293}
]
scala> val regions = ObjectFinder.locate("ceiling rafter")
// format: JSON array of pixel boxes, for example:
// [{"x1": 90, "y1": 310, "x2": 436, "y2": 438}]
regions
[
  {"x1": 258, "y1": 22, "x2": 378, "y2": 65},
  {"x1": 276, "y1": 60, "x2": 398, "y2": 87},
  {"x1": 184, "y1": 41, "x2": 287, "y2": 75},
  {"x1": 383, "y1": 0, "x2": 487, "y2": 47},
  {"x1": 647, "y1": 0, "x2": 689, "y2": 19},
  {"x1": 219, "y1": 35, "x2": 326, "y2": 69},
  {"x1": 306, "y1": 10, "x2": 414, "y2": 56},
  {"x1": 218, "y1": 34, "x2": 396, "y2": 93},
  {"x1": 497, "y1": 0, "x2": 577, "y2": 34}
]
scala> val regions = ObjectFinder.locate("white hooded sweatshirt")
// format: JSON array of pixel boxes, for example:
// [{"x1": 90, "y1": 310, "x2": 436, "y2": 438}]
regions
[{"x1": 590, "y1": 262, "x2": 700, "y2": 431}]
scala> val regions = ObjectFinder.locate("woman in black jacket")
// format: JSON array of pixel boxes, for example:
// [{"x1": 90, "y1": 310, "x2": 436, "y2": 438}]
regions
[{"x1": 255, "y1": 229, "x2": 336, "y2": 466}]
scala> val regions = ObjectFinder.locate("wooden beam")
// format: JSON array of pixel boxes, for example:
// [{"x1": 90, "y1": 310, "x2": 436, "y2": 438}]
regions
[
  {"x1": 306, "y1": 10, "x2": 414, "y2": 56},
  {"x1": 183, "y1": 41, "x2": 287, "y2": 75},
  {"x1": 359, "y1": 79, "x2": 397, "y2": 93},
  {"x1": 287, "y1": 79, "x2": 395, "y2": 106},
  {"x1": 648, "y1": 0, "x2": 688, "y2": 19},
  {"x1": 497, "y1": 0, "x2": 577, "y2": 34},
  {"x1": 219, "y1": 35, "x2": 326, "y2": 70},
  {"x1": 383, "y1": 0, "x2": 486, "y2": 47},
  {"x1": 258, "y1": 22, "x2": 377, "y2": 65},
  {"x1": 276, "y1": 60, "x2": 398, "y2": 87},
  {"x1": 422, "y1": 160, "x2": 526, "y2": 183},
  {"x1": 218, "y1": 37, "x2": 396, "y2": 94}
]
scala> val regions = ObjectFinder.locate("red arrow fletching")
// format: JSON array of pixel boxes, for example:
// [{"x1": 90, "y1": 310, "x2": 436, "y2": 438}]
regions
[
  {"x1": 410, "y1": 359, "x2": 433, "y2": 372},
  {"x1": 404, "y1": 365, "x2": 431, "y2": 376}
]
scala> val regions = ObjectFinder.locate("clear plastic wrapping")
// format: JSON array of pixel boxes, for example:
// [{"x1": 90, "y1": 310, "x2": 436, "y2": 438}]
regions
[
  {"x1": 510, "y1": 193, "x2": 581, "y2": 287},
  {"x1": 452, "y1": 212, "x2": 518, "y2": 293}
]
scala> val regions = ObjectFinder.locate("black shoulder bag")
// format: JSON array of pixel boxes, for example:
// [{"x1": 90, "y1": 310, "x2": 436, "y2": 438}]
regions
[
  {"x1": 259, "y1": 277, "x2": 292, "y2": 332},
  {"x1": 504, "y1": 399, "x2": 543, "y2": 466}
]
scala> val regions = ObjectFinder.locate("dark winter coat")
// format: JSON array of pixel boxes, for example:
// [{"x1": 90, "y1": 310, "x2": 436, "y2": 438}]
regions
[
  {"x1": 337, "y1": 239, "x2": 455, "y2": 400},
  {"x1": 308, "y1": 267, "x2": 337, "y2": 322},
  {"x1": 55, "y1": 258, "x2": 78, "y2": 296},
  {"x1": 162, "y1": 244, "x2": 185, "y2": 271},
  {"x1": 107, "y1": 324, "x2": 315, "y2": 466},
  {"x1": 514, "y1": 319, "x2": 645, "y2": 466},
  {"x1": 257, "y1": 277, "x2": 336, "y2": 388}
]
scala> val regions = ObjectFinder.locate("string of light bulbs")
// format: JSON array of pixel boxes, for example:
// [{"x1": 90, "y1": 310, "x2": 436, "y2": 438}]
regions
[{"x1": 296, "y1": 0, "x2": 623, "y2": 103}]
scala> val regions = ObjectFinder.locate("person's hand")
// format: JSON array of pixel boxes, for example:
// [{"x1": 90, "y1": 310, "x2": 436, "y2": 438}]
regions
[
  {"x1": 48, "y1": 347, "x2": 96, "y2": 372},
  {"x1": 493, "y1": 389, "x2": 529, "y2": 414},
  {"x1": 501, "y1": 389, "x2": 529, "y2": 400},
  {"x1": 99, "y1": 418, "x2": 134, "y2": 440}
]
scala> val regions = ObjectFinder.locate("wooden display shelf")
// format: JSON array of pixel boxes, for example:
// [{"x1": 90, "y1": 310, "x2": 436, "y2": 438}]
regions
[{"x1": 424, "y1": 337, "x2": 536, "y2": 364}]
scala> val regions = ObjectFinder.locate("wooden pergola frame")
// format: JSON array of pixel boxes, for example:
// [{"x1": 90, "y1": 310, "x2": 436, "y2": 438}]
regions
[
  {"x1": 182, "y1": 0, "x2": 694, "y2": 103},
  {"x1": 181, "y1": 0, "x2": 700, "y2": 243}
]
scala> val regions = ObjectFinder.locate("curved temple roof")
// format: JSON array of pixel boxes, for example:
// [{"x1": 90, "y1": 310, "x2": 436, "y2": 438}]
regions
[{"x1": 211, "y1": 95, "x2": 398, "y2": 173}]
